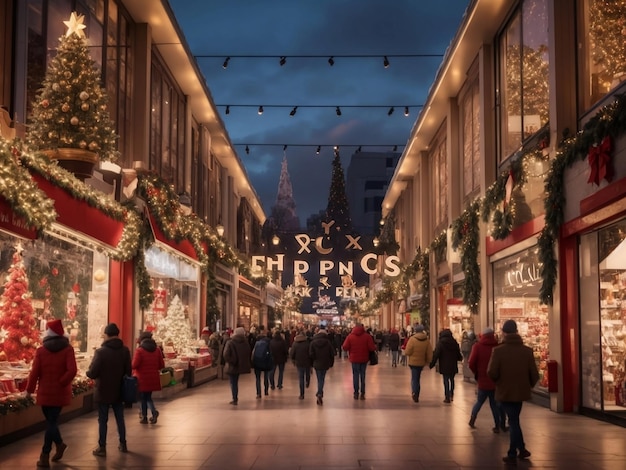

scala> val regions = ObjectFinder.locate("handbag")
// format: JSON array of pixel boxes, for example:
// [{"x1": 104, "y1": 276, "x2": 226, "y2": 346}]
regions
[
  {"x1": 121, "y1": 375, "x2": 138, "y2": 404},
  {"x1": 369, "y1": 350, "x2": 379, "y2": 366}
]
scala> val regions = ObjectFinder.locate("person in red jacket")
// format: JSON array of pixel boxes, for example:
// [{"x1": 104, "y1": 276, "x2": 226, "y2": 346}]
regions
[
  {"x1": 468, "y1": 327, "x2": 501, "y2": 432},
  {"x1": 26, "y1": 319, "x2": 77, "y2": 468},
  {"x1": 342, "y1": 323, "x2": 376, "y2": 400},
  {"x1": 132, "y1": 331, "x2": 165, "y2": 424}
]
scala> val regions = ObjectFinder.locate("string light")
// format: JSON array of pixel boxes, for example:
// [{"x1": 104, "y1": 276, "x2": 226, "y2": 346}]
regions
[
  {"x1": 383, "y1": 56, "x2": 390, "y2": 68},
  {"x1": 316, "y1": 145, "x2": 321, "y2": 154},
  {"x1": 388, "y1": 106, "x2": 394, "y2": 116},
  {"x1": 239, "y1": 143, "x2": 404, "y2": 154},
  {"x1": 279, "y1": 56, "x2": 286, "y2": 66},
  {"x1": 225, "y1": 105, "x2": 230, "y2": 115},
  {"x1": 404, "y1": 106, "x2": 409, "y2": 116},
  {"x1": 257, "y1": 105, "x2": 263, "y2": 115},
  {"x1": 195, "y1": 53, "x2": 445, "y2": 66},
  {"x1": 335, "y1": 106, "x2": 342, "y2": 116},
  {"x1": 289, "y1": 106, "x2": 297, "y2": 116},
  {"x1": 219, "y1": 104, "x2": 421, "y2": 115},
  {"x1": 222, "y1": 57, "x2": 230, "y2": 68},
  {"x1": 245, "y1": 145, "x2": 249, "y2": 154},
  {"x1": 328, "y1": 56, "x2": 334, "y2": 66}
]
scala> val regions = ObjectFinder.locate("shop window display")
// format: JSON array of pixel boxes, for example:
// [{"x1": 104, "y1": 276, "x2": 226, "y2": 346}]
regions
[
  {"x1": 493, "y1": 248, "x2": 549, "y2": 391},
  {"x1": 580, "y1": 220, "x2": 626, "y2": 413},
  {"x1": 0, "y1": 229, "x2": 108, "y2": 398}
]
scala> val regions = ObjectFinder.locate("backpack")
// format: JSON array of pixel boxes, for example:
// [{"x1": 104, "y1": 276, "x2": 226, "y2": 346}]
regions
[{"x1": 252, "y1": 338, "x2": 273, "y2": 370}]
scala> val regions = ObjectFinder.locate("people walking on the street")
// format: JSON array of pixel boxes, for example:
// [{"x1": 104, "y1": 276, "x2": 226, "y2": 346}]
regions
[
  {"x1": 388, "y1": 328, "x2": 401, "y2": 367},
  {"x1": 290, "y1": 329, "x2": 312, "y2": 399},
  {"x1": 468, "y1": 327, "x2": 501, "y2": 431},
  {"x1": 132, "y1": 331, "x2": 164, "y2": 425},
  {"x1": 222, "y1": 326, "x2": 252, "y2": 405},
  {"x1": 26, "y1": 319, "x2": 77, "y2": 468},
  {"x1": 309, "y1": 325, "x2": 335, "y2": 405},
  {"x1": 269, "y1": 329, "x2": 289, "y2": 390},
  {"x1": 429, "y1": 328, "x2": 462, "y2": 403},
  {"x1": 403, "y1": 324, "x2": 433, "y2": 403},
  {"x1": 488, "y1": 320, "x2": 539, "y2": 465},
  {"x1": 251, "y1": 328, "x2": 273, "y2": 398},
  {"x1": 86, "y1": 323, "x2": 132, "y2": 457},
  {"x1": 342, "y1": 322, "x2": 376, "y2": 400}
]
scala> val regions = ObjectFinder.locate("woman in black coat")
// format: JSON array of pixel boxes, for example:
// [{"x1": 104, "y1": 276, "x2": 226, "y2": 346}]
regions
[
  {"x1": 289, "y1": 331, "x2": 312, "y2": 399},
  {"x1": 309, "y1": 327, "x2": 335, "y2": 405},
  {"x1": 269, "y1": 331, "x2": 289, "y2": 390},
  {"x1": 429, "y1": 329, "x2": 463, "y2": 403}
]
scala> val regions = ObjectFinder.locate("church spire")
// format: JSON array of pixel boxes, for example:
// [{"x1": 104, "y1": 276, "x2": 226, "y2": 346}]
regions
[{"x1": 269, "y1": 153, "x2": 300, "y2": 232}]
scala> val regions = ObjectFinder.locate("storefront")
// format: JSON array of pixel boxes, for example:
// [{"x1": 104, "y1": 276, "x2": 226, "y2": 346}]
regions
[
  {"x1": 578, "y1": 217, "x2": 626, "y2": 421},
  {"x1": 237, "y1": 276, "x2": 261, "y2": 330},
  {"x1": 491, "y1": 243, "x2": 550, "y2": 394}
]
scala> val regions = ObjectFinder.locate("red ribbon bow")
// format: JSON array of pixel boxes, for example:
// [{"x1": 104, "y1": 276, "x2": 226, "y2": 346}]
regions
[{"x1": 587, "y1": 135, "x2": 613, "y2": 186}]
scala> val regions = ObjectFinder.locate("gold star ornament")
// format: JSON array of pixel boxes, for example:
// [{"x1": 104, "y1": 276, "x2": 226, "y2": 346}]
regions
[{"x1": 64, "y1": 12, "x2": 87, "y2": 38}]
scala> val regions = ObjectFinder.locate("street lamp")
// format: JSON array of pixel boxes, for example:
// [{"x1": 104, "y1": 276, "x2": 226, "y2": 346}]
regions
[
  {"x1": 216, "y1": 223, "x2": 224, "y2": 237},
  {"x1": 272, "y1": 234, "x2": 280, "y2": 246}
]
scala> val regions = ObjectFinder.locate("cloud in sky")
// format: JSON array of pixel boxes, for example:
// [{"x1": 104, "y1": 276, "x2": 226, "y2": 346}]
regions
[{"x1": 169, "y1": 0, "x2": 468, "y2": 225}]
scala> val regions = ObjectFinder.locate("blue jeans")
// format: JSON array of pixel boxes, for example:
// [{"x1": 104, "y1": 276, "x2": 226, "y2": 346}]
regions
[
  {"x1": 97, "y1": 402, "x2": 126, "y2": 447},
  {"x1": 351, "y1": 362, "x2": 367, "y2": 395},
  {"x1": 41, "y1": 406, "x2": 62, "y2": 453},
  {"x1": 140, "y1": 391, "x2": 157, "y2": 417},
  {"x1": 297, "y1": 366, "x2": 310, "y2": 396},
  {"x1": 255, "y1": 368, "x2": 270, "y2": 396},
  {"x1": 315, "y1": 369, "x2": 327, "y2": 397},
  {"x1": 409, "y1": 365, "x2": 424, "y2": 397},
  {"x1": 270, "y1": 363, "x2": 285, "y2": 388},
  {"x1": 229, "y1": 373, "x2": 240, "y2": 401},
  {"x1": 443, "y1": 374, "x2": 455, "y2": 399},
  {"x1": 471, "y1": 388, "x2": 499, "y2": 426},
  {"x1": 391, "y1": 350, "x2": 399, "y2": 365},
  {"x1": 500, "y1": 401, "x2": 525, "y2": 457}
]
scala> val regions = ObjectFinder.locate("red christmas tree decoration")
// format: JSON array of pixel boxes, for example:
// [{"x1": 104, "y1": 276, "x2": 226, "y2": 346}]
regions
[{"x1": 0, "y1": 243, "x2": 41, "y2": 363}]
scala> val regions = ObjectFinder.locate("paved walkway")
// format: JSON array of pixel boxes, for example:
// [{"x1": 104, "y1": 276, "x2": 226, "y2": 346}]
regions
[{"x1": 1, "y1": 354, "x2": 624, "y2": 469}]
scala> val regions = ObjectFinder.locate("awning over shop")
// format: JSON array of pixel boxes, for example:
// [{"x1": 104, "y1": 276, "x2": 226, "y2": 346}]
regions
[
  {"x1": 32, "y1": 174, "x2": 124, "y2": 250},
  {"x1": 0, "y1": 197, "x2": 37, "y2": 239},
  {"x1": 147, "y1": 210, "x2": 198, "y2": 260}
]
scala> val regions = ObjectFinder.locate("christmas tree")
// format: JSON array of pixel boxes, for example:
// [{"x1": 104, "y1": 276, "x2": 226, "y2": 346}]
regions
[
  {"x1": 0, "y1": 243, "x2": 41, "y2": 363},
  {"x1": 154, "y1": 294, "x2": 195, "y2": 355},
  {"x1": 325, "y1": 147, "x2": 353, "y2": 236},
  {"x1": 27, "y1": 12, "x2": 117, "y2": 161},
  {"x1": 590, "y1": 0, "x2": 626, "y2": 85}
]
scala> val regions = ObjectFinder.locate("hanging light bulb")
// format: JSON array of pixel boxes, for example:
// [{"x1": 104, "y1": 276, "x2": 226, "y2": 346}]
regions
[
  {"x1": 404, "y1": 106, "x2": 409, "y2": 116},
  {"x1": 290, "y1": 106, "x2": 297, "y2": 116},
  {"x1": 272, "y1": 234, "x2": 280, "y2": 245},
  {"x1": 216, "y1": 222, "x2": 225, "y2": 237},
  {"x1": 279, "y1": 56, "x2": 286, "y2": 66},
  {"x1": 316, "y1": 145, "x2": 321, "y2": 154},
  {"x1": 222, "y1": 57, "x2": 230, "y2": 69},
  {"x1": 392, "y1": 145, "x2": 398, "y2": 152},
  {"x1": 245, "y1": 145, "x2": 249, "y2": 154},
  {"x1": 388, "y1": 106, "x2": 394, "y2": 116},
  {"x1": 283, "y1": 145, "x2": 287, "y2": 151},
  {"x1": 357, "y1": 146, "x2": 362, "y2": 153},
  {"x1": 383, "y1": 56, "x2": 390, "y2": 68},
  {"x1": 258, "y1": 106, "x2": 264, "y2": 115},
  {"x1": 225, "y1": 105, "x2": 230, "y2": 115},
  {"x1": 328, "y1": 56, "x2": 335, "y2": 66},
  {"x1": 335, "y1": 106, "x2": 342, "y2": 116}
]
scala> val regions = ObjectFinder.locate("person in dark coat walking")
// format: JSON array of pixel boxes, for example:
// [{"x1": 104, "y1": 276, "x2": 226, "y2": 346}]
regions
[
  {"x1": 222, "y1": 326, "x2": 252, "y2": 405},
  {"x1": 269, "y1": 330, "x2": 289, "y2": 390},
  {"x1": 342, "y1": 323, "x2": 377, "y2": 400},
  {"x1": 132, "y1": 331, "x2": 165, "y2": 424},
  {"x1": 309, "y1": 325, "x2": 335, "y2": 405},
  {"x1": 251, "y1": 330, "x2": 273, "y2": 398},
  {"x1": 488, "y1": 320, "x2": 539, "y2": 465},
  {"x1": 86, "y1": 323, "x2": 132, "y2": 456},
  {"x1": 26, "y1": 319, "x2": 77, "y2": 468},
  {"x1": 388, "y1": 328, "x2": 401, "y2": 367},
  {"x1": 468, "y1": 327, "x2": 500, "y2": 431},
  {"x1": 429, "y1": 328, "x2": 463, "y2": 403},
  {"x1": 290, "y1": 330, "x2": 312, "y2": 399}
]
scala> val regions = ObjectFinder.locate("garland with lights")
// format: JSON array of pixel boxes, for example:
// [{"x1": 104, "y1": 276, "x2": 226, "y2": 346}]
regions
[
  {"x1": 451, "y1": 199, "x2": 481, "y2": 314},
  {"x1": 0, "y1": 139, "x2": 57, "y2": 233},
  {"x1": 377, "y1": 210, "x2": 400, "y2": 255},
  {"x1": 431, "y1": 230, "x2": 447, "y2": 265},
  {"x1": 538, "y1": 93, "x2": 626, "y2": 304}
]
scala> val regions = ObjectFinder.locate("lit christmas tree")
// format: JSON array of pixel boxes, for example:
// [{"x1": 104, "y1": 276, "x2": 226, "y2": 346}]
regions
[
  {"x1": 154, "y1": 294, "x2": 195, "y2": 355},
  {"x1": 27, "y1": 12, "x2": 118, "y2": 162},
  {"x1": 325, "y1": 147, "x2": 353, "y2": 236},
  {"x1": 0, "y1": 243, "x2": 41, "y2": 363},
  {"x1": 590, "y1": 0, "x2": 626, "y2": 85}
]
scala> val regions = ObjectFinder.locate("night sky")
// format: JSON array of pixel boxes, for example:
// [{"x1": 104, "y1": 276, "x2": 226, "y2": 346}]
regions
[{"x1": 169, "y1": 1, "x2": 469, "y2": 226}]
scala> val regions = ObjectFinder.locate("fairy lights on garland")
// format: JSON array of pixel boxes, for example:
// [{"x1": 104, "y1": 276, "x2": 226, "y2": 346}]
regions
[
  {"x1": 0, "y1": 139, "x2": 57, "y2": 232},
  {"x1": 451, "y1": 199, "x2": 481, "y2": 314}
]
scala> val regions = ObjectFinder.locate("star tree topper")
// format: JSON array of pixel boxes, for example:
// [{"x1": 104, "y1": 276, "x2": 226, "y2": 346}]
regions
[{"x1": 64, "y1": 12, "x2": 87, "y2": 38}]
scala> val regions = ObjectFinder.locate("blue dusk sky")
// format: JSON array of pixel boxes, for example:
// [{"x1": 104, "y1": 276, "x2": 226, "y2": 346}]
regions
[{"x1": 169, "y1": 1, "x2": 469, "y2": 224}]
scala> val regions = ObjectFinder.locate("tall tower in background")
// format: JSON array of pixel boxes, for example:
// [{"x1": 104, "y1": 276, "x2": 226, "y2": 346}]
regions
[
  {"x1": 346, "y1": 151, "x2": 400, "y2": 235},
  {"x1": 267, "y1": 154, "x2": 300, "y2": 233}
]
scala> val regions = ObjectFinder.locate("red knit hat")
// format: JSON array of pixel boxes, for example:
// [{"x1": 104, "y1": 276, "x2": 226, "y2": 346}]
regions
[{"x1": 46, "y1": 319, "x2": 64, "y2": 337}]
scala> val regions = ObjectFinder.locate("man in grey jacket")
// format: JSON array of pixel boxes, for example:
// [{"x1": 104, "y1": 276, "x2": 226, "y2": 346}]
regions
[{"x1": 487, "y1": 320, "x2": 539, "y2": 465}]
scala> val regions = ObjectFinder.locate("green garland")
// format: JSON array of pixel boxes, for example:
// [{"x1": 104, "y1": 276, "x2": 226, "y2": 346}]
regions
[
  {"x1": 451, "y1": 199, "x2": 481, "y2": 314},
  {"x1": 377, "y1": 210, "x2": 400, "y2": 254}
]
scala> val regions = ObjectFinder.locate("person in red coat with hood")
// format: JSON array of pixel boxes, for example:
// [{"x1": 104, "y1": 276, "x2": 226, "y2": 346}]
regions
[
  {"x1": 132, "y1": 331, "x2": 164, "y2": 424},
  {"x1": 26, "y1": 319, "x2": 77, "y2": 468},
  {"x1": 342, "y1": 323, "x2": 376, "y2": 400},
  {"x1": 468, "y1": 327, "x2": 501, "y2": 432}
]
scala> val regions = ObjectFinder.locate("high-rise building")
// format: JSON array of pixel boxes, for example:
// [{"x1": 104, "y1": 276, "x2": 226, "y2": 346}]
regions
[{"x1": 345, "y1": 151, "x2": 400, "y2": 235}]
